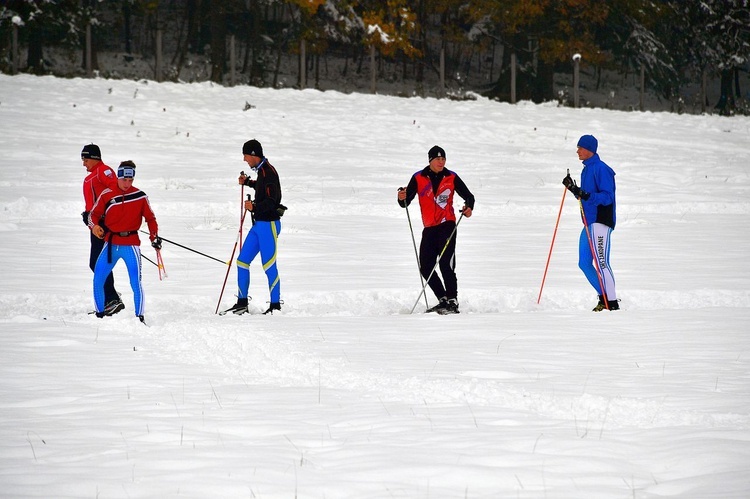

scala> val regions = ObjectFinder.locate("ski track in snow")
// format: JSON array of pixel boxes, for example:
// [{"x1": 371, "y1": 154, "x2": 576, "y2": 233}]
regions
[{"x1": 4, "y1": 289, "x2": 748, "y2": 434}]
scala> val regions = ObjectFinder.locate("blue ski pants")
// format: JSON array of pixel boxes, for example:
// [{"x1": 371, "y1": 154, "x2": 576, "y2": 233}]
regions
[
  {"x1": 237, "y1": 220, "x2": 281, "y2": 303},
  {"x1": 89, "y1": 232, "x2": 119, "y2": 304},
  {"x1": 94, "y1": 243, "x2": 144, "y2": 316}
]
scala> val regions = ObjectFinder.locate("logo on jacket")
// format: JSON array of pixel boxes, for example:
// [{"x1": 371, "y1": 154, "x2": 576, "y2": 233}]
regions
[{"x1": 436, "y1": 189, "x2": 450, "y2": 208}]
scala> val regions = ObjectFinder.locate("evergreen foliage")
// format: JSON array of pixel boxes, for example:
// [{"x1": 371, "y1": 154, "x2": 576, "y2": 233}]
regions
[{"x1": 0, "y1": 0, "x2": 747, "y2": 112}]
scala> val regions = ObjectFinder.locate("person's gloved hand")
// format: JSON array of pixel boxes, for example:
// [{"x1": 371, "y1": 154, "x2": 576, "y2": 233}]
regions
[
  {"x1": 563, "y1": 176, "x2": 590, "y2": 200},
  {"x1": 151, "y1": 236, "x2": 162, "y2": 250},
  {"x1": 569, "y1": 183, "x2": 590, "y2": 200},
  {"x1": 81, "y1": 211, "x2": 89, "y2": 226},
  {"x1": 239, "y1": 174, "x2": 256, "y2": 188}
]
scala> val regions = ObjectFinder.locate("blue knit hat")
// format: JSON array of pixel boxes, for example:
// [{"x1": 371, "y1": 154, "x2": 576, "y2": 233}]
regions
[{"x1": 577, "y1": 135, "x2": 598, "y2": 153}]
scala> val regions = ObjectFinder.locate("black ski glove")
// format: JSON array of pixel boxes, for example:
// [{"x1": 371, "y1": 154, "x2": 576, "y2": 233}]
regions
[
  {"x1": 562, "y1": 176, "x2": 590, "y2": 200},
  {"x1": 81, "y1": 211, "x2": 89, "y2": 226},
  {"x1": 569, "y1": 183, "x2": 590, "y2": 200},
  {"x1": 151, "y1": 236, "x2": 162, "y2": 250}
]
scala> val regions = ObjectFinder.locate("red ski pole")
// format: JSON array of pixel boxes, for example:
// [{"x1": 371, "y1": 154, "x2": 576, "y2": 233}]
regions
[
  {"x1": 156, "y1": 248, "x2": 167, "y2": 280},
  {"x1": 537, "y1": 186, "x2": 567, "y2": 304},
  {"x1": 215, "y1": 198, "x2": 249, "y2": 314}
]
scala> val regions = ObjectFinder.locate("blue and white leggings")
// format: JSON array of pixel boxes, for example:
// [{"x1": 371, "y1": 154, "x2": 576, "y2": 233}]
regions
[
  {"x1": 94, "y1": 244, "x2": 144, "y2": 316},
  {"x1": 237, "y1": 220, "x2": 281, "y2": 303},
  {"x1": 578, "y1": 223, "x2": 616, "y2": 301}
]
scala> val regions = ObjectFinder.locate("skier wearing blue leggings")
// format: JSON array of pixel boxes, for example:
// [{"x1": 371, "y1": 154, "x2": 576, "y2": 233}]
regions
[
  {"x1": 89, "y1": 161, "x2": 159, "y2": 322},
  {"x1": 563, "y1": 135, "x2": 619, "y2": 311},
  {"x1": 225, "y1": 139, "x2": 284, "y2": 315}
]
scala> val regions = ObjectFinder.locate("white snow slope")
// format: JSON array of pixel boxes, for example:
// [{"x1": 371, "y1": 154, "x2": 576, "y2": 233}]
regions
[{"x1": 1, "y1": 74, "x2": 749, "y2": 498}]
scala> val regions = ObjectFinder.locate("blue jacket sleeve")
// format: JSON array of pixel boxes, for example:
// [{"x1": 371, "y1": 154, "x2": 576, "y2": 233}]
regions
[{"x1": 588, "y1": 166, "x2": 615, "y2": 207}]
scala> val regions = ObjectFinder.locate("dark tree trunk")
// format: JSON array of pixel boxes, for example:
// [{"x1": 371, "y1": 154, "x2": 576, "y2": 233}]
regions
[
  {"x1": 174, "y1": 0, "x2": 200, "y2": 75},
  {"x1": 715, "y1": 68, "x2": 735, "y2": 116},
  {"x1": 80, "y1": 27, "x2": 100, "y2": 72},
  {"x1": 415, "y1": 0, "x2": 426, "y2": 85},
  {"x1": 248, "y1": 0, "x2": 262, "y2": 82},
  {"x1": 81, "y1": 0, "x2": 99, "y2": 71},
  {"x1": 197, "y1": 0, "x2": 212, "y2": 55},
  {"x1": 209, "y1": 0, "x2": 227, "y2": 83},
  {"x1": 485, "y1": 33, "x2": 554, "y2": 103},
  {"x1": 484, "y1": 41, "x2": 513, "y2": 101},
  {"x1": 123, "y1": 2, "x2": 133, "y2": 54},
  {"x1": 531, "y1": 60, "x2": 554, "y2": 103},
  {"x1": 733, "y1": 67, "x2": 741, "y2": 100},
  {"x1": 26, "y1": 23, "x2": 44, "y2": 73}
]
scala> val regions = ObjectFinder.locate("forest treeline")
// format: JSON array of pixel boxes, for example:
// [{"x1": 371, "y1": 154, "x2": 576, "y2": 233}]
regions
[{"x1": 1, "y1": 1, "x2": 748, "y2": 114}]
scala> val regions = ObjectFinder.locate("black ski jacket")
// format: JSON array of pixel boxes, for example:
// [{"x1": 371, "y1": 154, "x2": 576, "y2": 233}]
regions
[{"x1": 247, "y1": 158, "x2": 283, "y2": 222}]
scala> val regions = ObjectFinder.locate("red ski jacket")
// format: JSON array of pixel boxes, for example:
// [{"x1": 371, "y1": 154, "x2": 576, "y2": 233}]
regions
[
  {"x1": 82, "y1": 162, "x2": 118, "y2": 211},
  {"x1": 89, "y1": 185, "x2": 158, "y2": 246}
]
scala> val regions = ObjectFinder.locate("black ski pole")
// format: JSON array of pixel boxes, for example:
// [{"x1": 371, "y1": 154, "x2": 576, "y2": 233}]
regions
[
  {"x1": 139, "y1": 231, "x2": 228, "y2": 265},
  {"x1": 141, "y1": 253, "x2": 158, "y2": 267},
  {"x1": 400, "y1": 188, "x2": 429, "y2": 309},
  {"x1": 409, "y1": 212, "x2": 465, "y2": 314}
]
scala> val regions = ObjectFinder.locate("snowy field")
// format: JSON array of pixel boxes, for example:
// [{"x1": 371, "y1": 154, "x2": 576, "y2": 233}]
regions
[{"x1": 0, "y1": 73, "x2": 749, "y2": 498}]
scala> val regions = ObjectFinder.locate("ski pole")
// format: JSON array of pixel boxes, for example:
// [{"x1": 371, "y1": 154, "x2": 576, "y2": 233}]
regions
[
  {"x1": 409, "y1": 212, "x2": 465, "y2": 314},
  {"x1": 400, "y1": 188, "x2": 429, "y2": 309},
  {"x1": 214, "y1": 196, "x2": 250, "y2": 314},
  {"x1": 537, "y1": 185, "x2": 568, "y2": 304},
  {"x1": 138, "y1": 231, "x2": 227, "y2": 265},
  {"x1": 579, "y1": 198, "x2": 609, "y2": 309},
  {"x1": 141, "y1": 253, "x2": 158, "y2": 267}
]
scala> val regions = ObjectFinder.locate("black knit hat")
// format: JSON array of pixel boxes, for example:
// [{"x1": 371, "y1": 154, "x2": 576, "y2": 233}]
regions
[
  {"x1": 242, "y1": 139, "x2": 263, "y2": 157},
  {"x1": 117, "y1": 160, "x2": 136, "y2": 179},
  {"x1": 81, "y1": 143, "x2": 101, "y2": 160},
  {"x1": 428, "y1": 145, "x2": 446, "y2": 161}
]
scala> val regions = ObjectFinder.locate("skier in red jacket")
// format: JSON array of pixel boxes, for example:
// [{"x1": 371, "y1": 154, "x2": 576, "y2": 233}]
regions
[
  {"x1": 89, "y1": 161, "x2": 159, "y2": 323},
  {"x1": 398, "y1": 145, "x2": 475, "y2": 314},
  {"x1": 81, "y1": 143, "x2": 123, "y2": 315}
]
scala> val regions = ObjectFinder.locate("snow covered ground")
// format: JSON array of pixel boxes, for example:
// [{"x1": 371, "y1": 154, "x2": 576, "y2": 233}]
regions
[{"x1": 0, "y1": 73, "x2": 749, "y2": 498}]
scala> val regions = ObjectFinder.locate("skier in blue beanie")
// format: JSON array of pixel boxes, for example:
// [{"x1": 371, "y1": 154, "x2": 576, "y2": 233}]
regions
[{"x1": 563, "y1": 134, "x2": 619, "y2": 311}]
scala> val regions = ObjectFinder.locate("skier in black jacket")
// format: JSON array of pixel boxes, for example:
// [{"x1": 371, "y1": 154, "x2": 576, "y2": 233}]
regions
[{"x1": 225, "y1": 139, "x2": 284, "y2": 315}]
